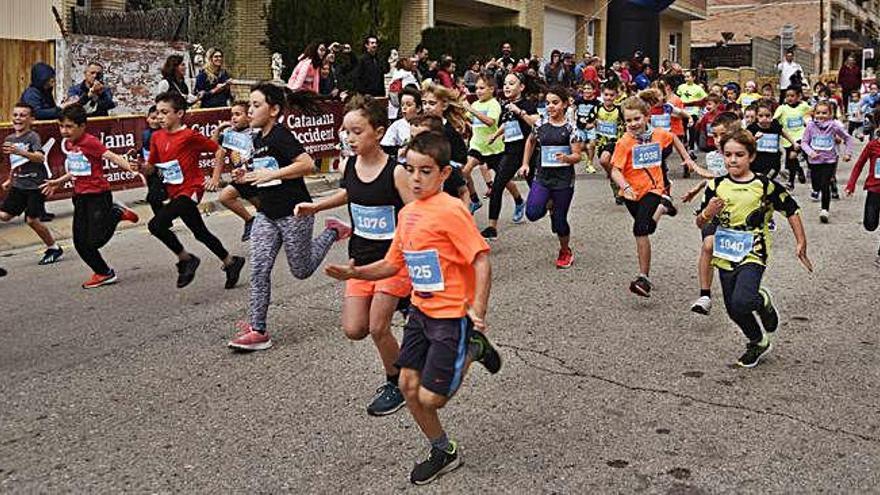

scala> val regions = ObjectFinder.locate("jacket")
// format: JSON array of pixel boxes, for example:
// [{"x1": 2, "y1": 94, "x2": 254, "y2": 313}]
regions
[
  {"x1": 20, "y1": 63, "x2": 60, "y2": 121},
  {"x1": 68, "y1": 80, "x2": 117, "y2": 117},
  {"x1": 352, "y1": 53, "x2": 388, "y2": 97}
]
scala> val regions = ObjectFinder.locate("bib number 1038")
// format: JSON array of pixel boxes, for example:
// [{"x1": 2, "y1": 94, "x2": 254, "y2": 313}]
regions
[{"x1": 403, "y1": 249, "x2": 444, "y2": 292}]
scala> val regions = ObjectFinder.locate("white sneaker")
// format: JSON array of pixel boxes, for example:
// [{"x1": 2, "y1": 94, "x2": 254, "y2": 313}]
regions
[
  {"x1": 690, "y1": 295, "x2": 712, "y2": 315},
  {"x1": 819, "y1": 209, "x2": 829, "y2": 224}
]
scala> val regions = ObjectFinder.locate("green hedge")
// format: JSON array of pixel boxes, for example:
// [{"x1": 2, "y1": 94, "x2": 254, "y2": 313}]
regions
[{"x1": 420, "y1": 26, "x2": 531, "y2": 64}]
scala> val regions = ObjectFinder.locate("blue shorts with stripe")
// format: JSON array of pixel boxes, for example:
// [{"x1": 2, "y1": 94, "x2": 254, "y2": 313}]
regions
[{"x1": 396, "y1": 306, "x2": 474, "y2": 397}]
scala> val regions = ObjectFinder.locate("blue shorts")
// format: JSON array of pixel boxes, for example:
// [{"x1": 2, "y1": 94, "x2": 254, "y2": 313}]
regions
[{"x1": 396, "y1": 306, "x2": 474, "y2": 397}]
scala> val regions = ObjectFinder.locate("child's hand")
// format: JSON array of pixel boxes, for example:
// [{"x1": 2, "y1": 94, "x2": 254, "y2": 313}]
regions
[
  {"x1": 204, "y1": 176, "x2": 220, "y2": 191},
  {"x1": 2, "y1": 143, "x2": 21, "y2": 155},
  {"x1": 243, "y1": 168, "x2": 275, "y2": 185},
  {"x1": 1, "y1": 180, "x2": 10, "y2": 191},
  {"x1": 487, "y1": 135, "x2": 498, "y2": 145},
  {"x1": 681, "y1": 187, "x2": 701, "y2": 203},
  {"x1": 845, "y1": 187, "x2": 855, "y2": 197},
  {"x1": 705, "y1": 197, "x2": 725, "y2": 217},
  {"x1": 517, "y1": 164, "x2": 530, "y2": 178},
  {"x1": 324, "y1": 259, "x2": 357, "y2": 281},
  {"x1": 808, "y1": 151, "x2": 819, "y2": 160},
  {"x1": 231, "y1": 167, "x2": 246, "y2": 182},
  {"x1": 622, "y1": 185, "x2": 637, "y2": 201},
  {"x1": 293, "y1": 202, "x2": 319, "y2": 217},
  {"x1": 467, "y1": 305, "x2": 487, "y2": 331},
  {"x1": 754, "y1": 132, "x2": 764, "y2": 139},
  {"x1": 554, "y1": 152, "x2": 567, "y2": 163},
  {"x1": 40, "y1": 179, "x2": 61, "y2": 197}
]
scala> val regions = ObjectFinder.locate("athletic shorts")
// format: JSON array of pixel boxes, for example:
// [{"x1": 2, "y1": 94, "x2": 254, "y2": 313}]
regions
[
  {"x1": 624, "y1": 193, "x2": 662, "y2": 237},
  {"x1": 599, "y1": 142, "x2": 617, "y2": 157},
  {"x1": 232, "y1": 182, "x2": 260, "y2": 200},
  {"x1": 396, "y1": 306, "x2": 474, "y2": 397},
  {"x1": 1, "y1": 187, "x2": 45, "y2": 219},
  {"x1": 345, "y1": 266, "x2": 411, "y2": 298},
  {"x1": 701, "y1": 222, "x2": 717, "y2": 239},
  {"x1": 467, "y1": 149, "x2": 503, "y2": 171}
]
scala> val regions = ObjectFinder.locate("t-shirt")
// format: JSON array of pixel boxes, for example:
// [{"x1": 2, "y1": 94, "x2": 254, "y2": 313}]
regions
[
  {"x1": 747, "y1": 121, "x2": 784, "y2": 174},
  {"x1": 701, "y1": 174, "x2": 799, "y2": 271},
  {"x1": 149, "y1": 127, "x2": 220, "y2": 200},
  {"x1": 596, "y1": 105, "x2": 624, "y2": 146},
  {"x1": 611, "y1": 128, "x2": 674, "y2": 200},
  {"x1": 4, "y1": 130, "x2": 45, "y2": 190},
  {"x1": 666, "y1": 95, "x2": 686, "y2": 136},
  {"x1": 676, "y1": 83, "x2": 707, "y2": 114},
  {"x1": 499, "y1": 98, "x2": 538, "y2": 154},
  {"x1": 573, "y1": 96, "x2": 600, "y2": 140},
  {"x1": 533, "y1": 120, "x2": 581, "y2": 189},
  {"x1": 469, "y1": 98, "x2": 504, "y2": 156},
  {"x1": 380, "y1": 118, "x2": 411, "y2": 149},
  {"x1": 384, "y1": 191, "x2": 490, "y2": 319},
  {"x1": 63, "y1": 133, "x2": 109, "y2": 195},
  {"x1": 737, "y1": 92, "x2": 762, "y2": 107},
  {"x1": 251, "y1": 124, "x2": 310, "y2": 219},
  {"x1": 773, "y1": 102, "x2": 811, "y2": 145}
]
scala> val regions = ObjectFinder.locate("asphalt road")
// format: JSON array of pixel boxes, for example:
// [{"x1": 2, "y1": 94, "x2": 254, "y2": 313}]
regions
[{"x1": 1, "y1": 156, "x2": 879, "y2": 493}]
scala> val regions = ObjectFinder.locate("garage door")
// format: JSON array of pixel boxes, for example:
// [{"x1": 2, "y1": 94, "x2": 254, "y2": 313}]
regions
[{"x1": 543, "y1": 8, "x2": 577, "y2": 60}]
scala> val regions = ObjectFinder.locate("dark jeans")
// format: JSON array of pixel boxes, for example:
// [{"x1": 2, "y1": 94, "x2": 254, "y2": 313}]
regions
[
  {"x1": 148, "y1": 195, "x2": 229, "y2": 261},
  {"x1": 718, "y1": 263, "x2": 765, "y2": 342},
  {"x1": 808, "y1": 162, "x2": 836, "y2": 210},
  {"x1": 525, "y1": 182, "x2": 574, "y2": 236},
  {"x1": 73, "y1": 191, "x2": 121, "y2": 275}
]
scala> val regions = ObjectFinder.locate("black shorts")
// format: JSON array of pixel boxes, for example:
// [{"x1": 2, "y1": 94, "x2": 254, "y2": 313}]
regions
[
  {"x1": 701, "y1": 222, "x2": 717, "y2": 239},
  {"x1": 1, "y1": 187, "x2": 45, "y2": 219},
  {"x1": 467, "y1": 150, "x2": 503, "y2": 171},
  {"x1": 443, "y1": 167, "x2": 467, "y2": 197},
  {"x1": 598, "y1": 142, "x2": 616, "y2": 157},
  {"x1": 396, "y1": 306, "x2": 474, "y2": 397},
  {"x1": 624, "y1": 193, "x2": 662, "y2": 237},
  {"x1": 232, "y1": 182, "x2": 260, "y2": 200}
]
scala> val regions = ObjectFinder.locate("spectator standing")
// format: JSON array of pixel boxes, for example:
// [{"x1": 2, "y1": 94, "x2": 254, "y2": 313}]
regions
[
  {"x1": 436, "y1": 57, "x2": 455, "y2": 89},
  {"x1": 777, "y1": 48, "x2": 804, "y2": 100},
  {"x1": 838, "y1": 55, "x2": 862, "y2": 108},
  {"x1": 463, "y1": 59, "x2": 481, "y2": 93},
  {"x1": 21, "y1": 62, "x2": 74, "y2": 120},
  {"x1": 155, "y1": 55, "x2": 200, "y2": 105},
  {"x1": 582, "y1": 57, "x2": 600, "y2": 88},
  {"x1": 352, "y1": 36, "x2": 389, "y2": 97},
  {"x1": 287, "y1": 42, "x2": 324, "y2": 93},
  {"x1": 499, "y1": 42, "x2": 516, "y2": 68},
  {"x1": 68, "y1": 62, "x2": 117, "y2": 117},
  {"x1": 544, "y1": 50, "x2": 562, "y2": 82},
  {"x1": 195, "y1": 48, "x2": 233, "y2": 108},
  {"x1": 634, "y1": 65, "x2": 653, "y2": 90}
]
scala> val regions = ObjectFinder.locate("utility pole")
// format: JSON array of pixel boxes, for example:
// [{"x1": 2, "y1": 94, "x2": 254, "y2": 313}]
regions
[{"x1": 819, "y1": 0, "x2": 824, "y2": 74}]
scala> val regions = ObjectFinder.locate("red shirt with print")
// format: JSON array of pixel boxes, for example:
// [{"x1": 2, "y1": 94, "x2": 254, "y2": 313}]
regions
[
  {"x1": 64, "y1": 133, "x2": 110, "y2": 195},
  {"x1": 148, "y1": 127, "x2": 219, "y2": 201}
]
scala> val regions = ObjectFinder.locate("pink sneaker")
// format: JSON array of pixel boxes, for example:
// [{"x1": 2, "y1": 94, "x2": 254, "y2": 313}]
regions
[
  {"x1": 227, "y1": 323, "x2": 272, "y2": 351},
  {"x1": 324, "y1": 216, "x2": 352, "y2": 242}
]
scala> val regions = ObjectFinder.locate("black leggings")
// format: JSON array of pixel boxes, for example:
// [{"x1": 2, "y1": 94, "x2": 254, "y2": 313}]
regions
[
  {"x1": 784, "y1": 146, "x2": 804, "y2": 181},
  {"x1": 73, "y1": 191, "x2": 121, "y2": 275},
  {"x1": 808, "y1": 162, "x2": 836, "y2": 210},
  {"x1": 488, "y1": 149, "x2": 532, "y2": 221},
  {"x1": 865, "y1": 191, "x2": 880, "y2": 232},
  {"x1": 148, "y1": 195, "x2": 229, "y2": 261}
]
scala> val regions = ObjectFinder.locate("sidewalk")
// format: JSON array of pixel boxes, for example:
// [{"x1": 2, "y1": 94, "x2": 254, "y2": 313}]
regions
[{"x1": 0, "y1": 173, "x2": 341, "y2": 252}]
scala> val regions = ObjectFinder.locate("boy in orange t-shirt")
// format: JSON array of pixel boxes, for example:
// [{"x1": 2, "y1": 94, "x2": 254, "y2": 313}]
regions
[
  {"x1": 611, "y1": 96, "x2": 696, "y2": 297},
  {"x1": 325, "y1": 131, "x2": 499, "y2": 486}
]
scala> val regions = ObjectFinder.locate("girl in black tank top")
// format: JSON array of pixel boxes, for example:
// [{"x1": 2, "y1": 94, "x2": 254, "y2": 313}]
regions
[{"x1": 343, "y1": 154, "x2": 405, "y2": 265}]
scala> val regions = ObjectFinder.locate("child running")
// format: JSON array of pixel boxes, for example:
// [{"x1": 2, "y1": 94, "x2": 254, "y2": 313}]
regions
[
  {"x1": 215, "y1": 100, "x2": 261, "y2": 241},
  {"x1": 611, "y1": 96, "x2": 695, "y2": 297},
  {"x1": 800, "y1": 100, "x2": 854, "y2": 223},
  {"x1": 596, "y1": 82, "x2": 626, "y2": 203},
  {"x1": 421, "y1": 82, "x2": 469, "y2": 203},
  {"x1": 226, "y1": 83, "x2": 351, "y2": 351},
  {"x1": 747, "y1": 101, "x2": 798, "y2": 180},
  {"x1": 845, "y1": 131, "x2": 880, "y2": 266},
  {"x1": 40, "y1": 104, "x2": 139, "y2": 288},
  {"x1": 146, "y1": 92, "x2": 245, "y2": 289},
  {"x1": 696, "y1": 130, "x2": 812, "y2": 367},
  {"x1": 295, "y1": 96, "x2": 413, "y2": 415},
  {"x1": 325, "y1": 131, "x2": 500, "y2": 485},
  {"x1": 1, "y1": 102, "x2": 63, "y2": 265},
  {"x1": 519, "y1": 85, "x2": 583, "y2": 268},
  {"x1": 774, "y1": 87, "x2": 812, "y2": 188},
  {"x1": 141, "y1": 105, "x2": 166, "y2": 215},
  {"x1": 380, "y1": 86, "x2": 420, "y2": 157}
]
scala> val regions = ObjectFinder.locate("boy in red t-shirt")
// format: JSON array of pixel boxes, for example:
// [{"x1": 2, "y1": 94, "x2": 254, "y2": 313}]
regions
[
  {"x1": 145, "y1": 92, "x2": 244, "y2": 289},
  {"x1": 325, "y1": 132, "x2": 499, "y2": 486},
  {"x1": 41, "y1": 104, "x2": 140, "y2": 289}
]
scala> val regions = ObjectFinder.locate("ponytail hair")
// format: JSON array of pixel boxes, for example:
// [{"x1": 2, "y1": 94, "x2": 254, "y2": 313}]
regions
[{"x1": 250, "y1": 81, "x2": 321, "y2": 115}]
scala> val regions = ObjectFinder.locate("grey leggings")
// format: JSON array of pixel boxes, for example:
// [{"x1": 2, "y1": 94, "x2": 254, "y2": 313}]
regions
[{"x1": 249, "y1": 213, "x2": 337, "y2": 331}]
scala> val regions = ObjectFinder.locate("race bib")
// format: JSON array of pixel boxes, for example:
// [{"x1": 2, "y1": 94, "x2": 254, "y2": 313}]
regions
[
  {"x1": 685, "y1": 106, "x2": 699, "y2": 115},
  {"x1": 713, "y1": 228, "x2": 755, "y2": 263},
  {"x1": 65, "y1": 152, "x2": 92, "y2": 177},
  {"x1": 786, "y1": 116, "x2": 804, "y2": 129},
  {"x1": 222, "y1": 130, "x2": 254, "y2": 158},
  {"x1": 756, "y1": 134, "x2": 780, "y2": 153},
  {"x1": 810, "y1": 134, "x2": 834, "y2": 151},
  {"x1": 597, "y1": 121, "x2": 617, "y2": 138},
  {"x1": 404, "y1": 249, "x2": 444, "y2": 292},
  {"x1": 874, "y1": 159, "x2": 880, "y2": 179},
  {"x1": 503, "y1": 120, "x2": 524, "y2": 142},
  {"x1": 848, "y1": 102, "x2": 859, "y2": 116},
  {"x1": 471, "y1": 110, "x2": 488, "y2": 128},
  {"x1": 156, "y1": 159, "x2": 183, "y2": 185},
  {"x1": 142, "y1": 148, "x2": 150, "y2": 162},
  {"x1": 350, "y1": 203, "x2": 396, "y2": 240},
  {"x1": 251, "y1": 156, "x2": 282, "y2": 188},
  {"x1": 706, "y1": 151, "x2": 727, "y2": 177},
  {"x1": 541, "y1": 145, "x2": 571, "y2": 168},
  {"x1": 632, "y1": 142, "x2": 662, "y2": 169},
  {"x1": 8, "y1": 143, "x2": 28, "y2": 169},
  {"x1": 585, "y1": 128, "x2": 597, "y2": 141},
  {"x1": 537, "y1": 106, "x2": 548, "y2": 120},
  {"x1": 650, "y1": 114, "x2": 671, "y2": 130}
]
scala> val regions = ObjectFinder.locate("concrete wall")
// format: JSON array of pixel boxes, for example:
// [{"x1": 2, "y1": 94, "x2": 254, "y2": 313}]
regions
[
  {"x1": 752, "y1": 36, "x2": 814, "y2": 78},
  {"x1": 1, "y1": 0, "x2": 60, "y2": 40}
]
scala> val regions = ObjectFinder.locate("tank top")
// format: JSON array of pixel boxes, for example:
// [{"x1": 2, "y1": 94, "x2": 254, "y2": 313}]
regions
[{"x1": 342, "y1": 155, "x2": 405, "y2": 266}]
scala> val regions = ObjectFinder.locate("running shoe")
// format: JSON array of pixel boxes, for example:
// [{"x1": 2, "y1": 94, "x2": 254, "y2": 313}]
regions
[
  {"x1": 480, "y1": 226, "x2": 498, "y2": 241},
  {"x1": 737, "y1": 339, "x2": 772, "y2": 368},
  {"x1": 113, "y1": 203, "x2": 139, "y2": 223},
  {"x1": 82, "y1": 269, "x2": 117, "y2": 289},
  {"x1": 38, "y1": 246, "x2": 63, "y2": 265},
  {"x1": 512, "y1": 202, "x2": 526, "y2": 224},
  {"x1": 660, "y1": 195, "x2": 678, "y2": 217},
  {"x1": 325, "y1": 216, "x2": 352, "y2": 241},
  {"x1": 690, "y1": 295, "x2": 712, "y2": 315},
  {"x1": 470, "y1": 329, "x2": 502, "y2": 374},
  {"x1": 410, "y1": 441, "x2": 461, "y2": 485},
  {"x1": 0, "y1": 267, "x2": 6, "y2": 277},
  {"x1": 176, "y1": 255, "x2": 201, "y2": 288},
  {"x1": 227, "y1": 324, "x2": 273, "y2": 351},
  {"x1": 810, "y1": 190, "x2": 820, "y2": 202},
  {"x1": 223, "y1": 255, "x2": 246, "y2": 289},
  {"x1": 629, "y1": 276, "x2": 652, "y2": 297},
  {"x1": 819, "y1": 209, "x2": 830, "y2": 224},
  {"x1": 39, "y1": 212, "x2": 55, "y2": 222},
  {"x1": 831, "y1": 190, "x2": 840, "y2": 200},
  {"x1": 469, "y1": 200, "x2": 483, "y2": 215},
  {"x1": 241, "y1": 217, "x2": 254, "y2": 242},
  {"x1": 555, "y1": 248, "x2": 574, "y2": 269},
  {"x1": 688, "y1": 150, "x2": 698, "y2": 162},
  {"x1": 797, "y1": 170, "x2": 806, "y2": 184},
  {"x1": 758, "y1": 287, "x2": 779, "y2": 336},
  {"x1": 366, "y1": 381, "x2": 406, "y2": 417}
]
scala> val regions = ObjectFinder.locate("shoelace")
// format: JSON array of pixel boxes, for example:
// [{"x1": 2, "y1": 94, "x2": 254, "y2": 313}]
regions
[{"x1": 234, "y1": 321, "x2": 252, "y2": 337}]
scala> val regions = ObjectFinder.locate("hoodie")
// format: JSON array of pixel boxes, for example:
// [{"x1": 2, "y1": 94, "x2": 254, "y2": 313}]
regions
[
  {"x1": 800, "y1": 119, "x2": 853, "y2": 165},
  {"x1": 20, "y1": 63, "x2": 61, "y2": 121}
]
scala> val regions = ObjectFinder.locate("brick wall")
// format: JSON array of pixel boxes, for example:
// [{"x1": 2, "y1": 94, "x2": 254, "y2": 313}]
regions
[
  {"x1": 400, "y1": 0, "x2": 430, "y2": 55},
  {"x1": 692, "y1": 0, "x2": 820, "y2": 52},
  {"x1": 229, "y1": 0, "x2": 271, "y2": 80}
]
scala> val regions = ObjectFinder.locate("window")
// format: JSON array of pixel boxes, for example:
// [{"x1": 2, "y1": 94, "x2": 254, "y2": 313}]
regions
[
  {"x1": 587, "y1": 19, "x2": 597, "y2": 56},
  {"x1": 668, "y1": 32, "x2": 682, "y2": 63}
]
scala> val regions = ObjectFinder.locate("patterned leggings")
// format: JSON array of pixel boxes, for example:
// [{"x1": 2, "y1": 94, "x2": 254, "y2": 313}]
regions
[{"x1": 249, "y1": 213, "x2": 337, "y2": 331}]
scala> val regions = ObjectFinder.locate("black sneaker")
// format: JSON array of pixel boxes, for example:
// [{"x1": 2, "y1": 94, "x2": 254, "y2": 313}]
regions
[
  {"x1": 38, "y1": 246, "x2": 63, "y2": 265},
  {"x1": 366, "y1": 381, "x2": 405, "y2": 417},
  {"x1": 39, "y1": 212, "x2": 55, "y2": 222},
  {"x1": 737, "y1": 339, "x2": 772, "y2": 368},
  {"x1": 223, "y1": 255, "x2": 246, "y2": 289},
  {"x1": 410, "y1": 441, "x2": 461, "y2": 485},
  {"x1": 629, "y1": 276, "x2": 652, "y2": 297},
  {"x1": 176, "y1": 255, "x2": 201, "y2": 288},
  {"x1": 0, "y1": 267, "x2": 6, "y2": 277},
  {"x1": 797, "y1": 170, "x2": 806, "y2": 184},
  {"x1": 241, "y1": 218, "x2": 254, "y2": 242},
  {"x1": 480, "y1": 226, "x2": 498, "y2": 241},
  {"x1": 757, "y1": 288, "x2": 779, "y2": 335},
  {"x1": 660, "y1": 195, "x2": 678, "y2": 217},
  {"x1": 470, "y1": 329, "x2": 502, "y2": 374}
]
